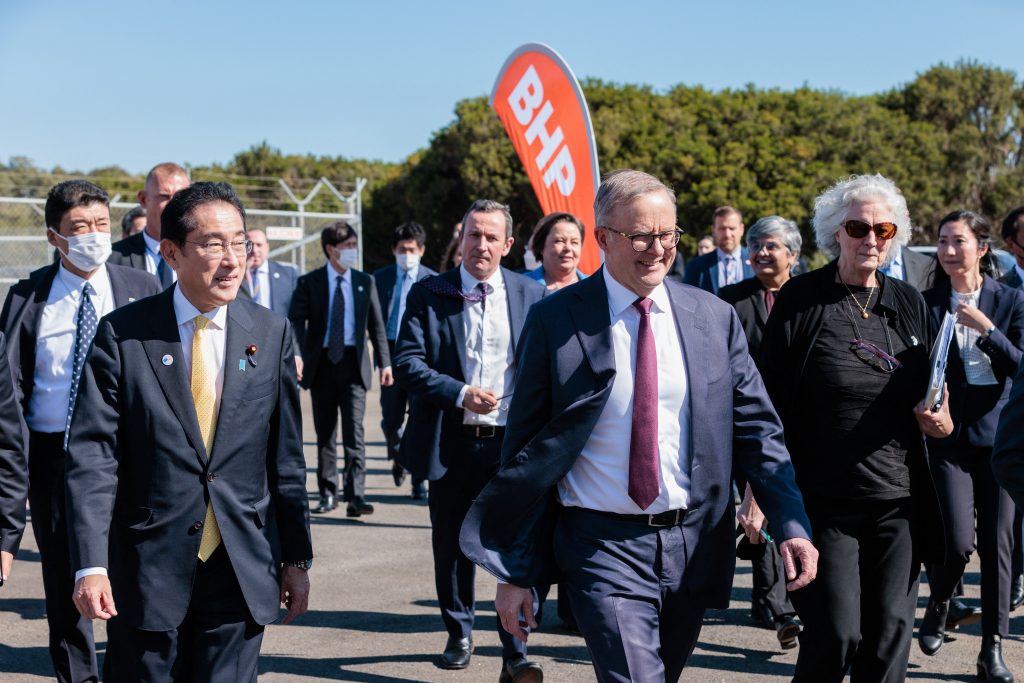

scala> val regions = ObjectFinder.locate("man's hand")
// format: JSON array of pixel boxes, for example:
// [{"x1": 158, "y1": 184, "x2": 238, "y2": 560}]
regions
[
  {"x1": 1, "y1": 550, "x2": 12, "y2": 584},
  {"x1": 495, "y1": 583, "x2": 536, "y2": 643},
  {"x1": 280, "y1": 566, "x2": 310, "y2": 624},
  {"x1": 914, "y1": 384, "x2": 953, "y2": 438},
  {"x1": 294, "y1": 356, "x2": 304, "y2": 383},
  {"x1": 73, "y1": 574, "x2": 118, "y2": 620},
  {"x1": 380, "y1": 366, "x2": 394, "y2": 387},
  {"x1": 736, "y1": 484, "x2": 767, "y2": 545},
  {"x1": 780, "y1": 537, "x2": 818, "y2": 591},
  {"x1": 462, "y1": 386, "x2": 498, "y2": 415}
]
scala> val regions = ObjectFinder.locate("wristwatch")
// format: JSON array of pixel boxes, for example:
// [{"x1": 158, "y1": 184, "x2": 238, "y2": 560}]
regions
[
  {"x1": 283, "y1": 559, "x2": 312, "y2": 571},
  {"x1": 983, "y1": 325, "x2": 997, "y2": 338}
]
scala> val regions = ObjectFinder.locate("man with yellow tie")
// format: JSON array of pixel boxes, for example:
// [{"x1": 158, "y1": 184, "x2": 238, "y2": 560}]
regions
[{"x1": 65, "y1": 182, "x2": 312, "y2": 682}]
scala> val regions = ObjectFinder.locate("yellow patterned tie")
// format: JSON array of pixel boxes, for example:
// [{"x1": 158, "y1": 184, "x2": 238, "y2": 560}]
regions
[{"x1": 192, "y1": 315, "x2": 222, "y2": 561}]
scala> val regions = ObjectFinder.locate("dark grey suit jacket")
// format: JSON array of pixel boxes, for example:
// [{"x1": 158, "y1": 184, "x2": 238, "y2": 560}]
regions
[
  {"x1": 236, "y1": 260, "x2": 298, "y2": 317},
  {"x1": 682, "y1": 248, "x2": 754, "y2": 294},
  {"x1": 107, "y1": 231, "x2": 148, "y2": 271},
  {"x1": 459, "y1": 270, "x2": 811, "y2": 605},
  {"x1": 65, "y1": 287, "x2": 312, "y2": 630},
  {"x1": 0, "y1": 332, "x2": 27, "y2": 555},
  {"x1": 393, "y1": 267, "x2": 545, "y2": 482}
]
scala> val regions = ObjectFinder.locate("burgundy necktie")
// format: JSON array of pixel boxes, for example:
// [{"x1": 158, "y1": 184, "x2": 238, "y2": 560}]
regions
[{"x1": 629, "y1": 297, "x2": 660, "y2": 510}]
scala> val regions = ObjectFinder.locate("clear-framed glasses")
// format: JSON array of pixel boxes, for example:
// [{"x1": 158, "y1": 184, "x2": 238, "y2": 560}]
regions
[
  {"x1": 601, "y1": 226, "x2": 682, "y2": 253},
  {"x1": 849, "y1": 338, "x2": 902, "y2": 373},
  {"x1": 748, "y1": 239, "x2": 785, "y2": 254},
  {"x1": 184, "y1": 239, "x2": 253, "y2": 260}
]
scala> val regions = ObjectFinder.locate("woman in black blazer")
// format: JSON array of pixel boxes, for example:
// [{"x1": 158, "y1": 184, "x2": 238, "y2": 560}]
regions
[{"x1": 918, "y1": 210, "x2": 1024, "y2": 683}]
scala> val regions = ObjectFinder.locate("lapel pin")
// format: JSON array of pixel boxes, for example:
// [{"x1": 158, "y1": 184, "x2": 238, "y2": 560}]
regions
[
  {"x1": 245, "y1": 344, "x2": 258, "y2": 368},
  {"x1": 161, "y1": 354, "x2": 174, "y2": 366},
  {"x1": 238, "y1": 359, "x2": 246, "y2": 371},
  {"x1": 128, "y1": 297, "x2": 136, "y2": 302},
  {"x1": 273, "y1": 272, "x2": 280, "y2": 279},
  {"x1": 358, "y1": 285, "x2": 364, "y2": 292}
]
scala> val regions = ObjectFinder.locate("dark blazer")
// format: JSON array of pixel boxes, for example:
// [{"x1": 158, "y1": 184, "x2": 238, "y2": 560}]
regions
[
  {"x1": 64, "y1": 288, "x2": 312, "y2": 631},
  {"x1": 682, "y1": 248, "x2": 754, "y2": 294},
  {"x1": 0, "y1": 331, "x2": 28, "y2": 555},
  {"x1": 372, "y1": 262, "x2": 438, "y2": 333},
  {"x1": 289, "y1": 265, "x2": 390, "y2": 390},
  {"x1": 1000, "y1": 268, "x2": 1023, "y2": 290},
  {"x1": 718, "y1": 277, "x2": 773, "y2": 362},
  {"x1": 0, "y1": 262, "x2": 162, "y2": 412},
  {"x1": 923, "y1": 275, "x2": 1024, "y2": 448},
  {"x1": 458, "y1": 270, "x2": 812, "y2": 603},
  {"x1": 107, "y1": 231, "x2": 149, "y2": 271},
  {"x1": 236, "y1": 260, "x2": 298, "y2": 317},
  {"x1": 993, "y1": 361, "x2": 1024, "y2": 510},
  {"x1": 901, "y1": 246, "x2": 938, "y2": 292},
  {"x1": 393, "y1": 267, "x2": 545, "y2": 482}
]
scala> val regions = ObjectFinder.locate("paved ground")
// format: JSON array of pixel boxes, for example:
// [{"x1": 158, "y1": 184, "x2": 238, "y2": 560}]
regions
[{"x1": 1, "y1": 385, "x2": 1022, "y2": 681}]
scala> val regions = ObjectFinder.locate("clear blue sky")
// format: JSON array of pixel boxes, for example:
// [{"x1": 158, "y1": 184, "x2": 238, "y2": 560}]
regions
[{"x1": 2, "y1": 0, "x2": 1022, "y2": 175}]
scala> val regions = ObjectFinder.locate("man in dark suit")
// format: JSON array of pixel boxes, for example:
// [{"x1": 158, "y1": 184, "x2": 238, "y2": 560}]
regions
[
  {"x1": 289, "y1": 221, "x2": 390, "y2": 516},
  {"x1": 373, "y1": 221, "x2": 436, "y2": 499},
  {"x1": 0, "y1": 331, "x2": 27, "y2": 587},
  {"x1": 0, "y1": 180, "x2": 161, "y2": 682},
  {"x1": 880, "y1": 243, "x2": 938, "y2": 291},
  {"x1": 235, "y1": 228, "x2": 298, "y2": 316},
  {"x1": 394, "y1": 199, "x2": 545, "y2": 680},
  {"x1": 66, "y1": 181, "x2": 312, "y2": 682},
  {"x1": 682, "y1": 206, "x2": 754, "y2": 294},
  {"x1": 461, "y1": 171, "x2": 817, "y2": 682},
  {"x1": 108, "y1": 162, "x2": 191, "y2": 288}
]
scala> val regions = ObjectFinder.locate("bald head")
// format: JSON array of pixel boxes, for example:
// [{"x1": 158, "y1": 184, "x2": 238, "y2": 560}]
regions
[{"x1": 137, "y1": 162, "x2": 191, "y2": 241}]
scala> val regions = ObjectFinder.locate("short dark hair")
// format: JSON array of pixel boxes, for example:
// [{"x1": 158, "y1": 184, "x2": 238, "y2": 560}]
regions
[
  {"x1": 529, "y1": 212, "x2": 586, "y2": 262},
  {"x1": 44, "y1": 180, "x2": 109, "y2": 230},
  {"x1": 160, "y1": 182, "x2": 246, "y2": 245},
  {"x1": 391, "y1": 222, "x2": 426, "y2": 250},
  {"x1": 321, "y1": 221, "x2": 357, "y2": 257},
  {"x1": 938, "y1": 209, "x2": 995, "y2": 277},
  {"x1": 1001, "y1": 206, "x2": 1024, "y2": 245},
  {"x1": 120, "y1": 205, "x2": 146, "y2": 235}
]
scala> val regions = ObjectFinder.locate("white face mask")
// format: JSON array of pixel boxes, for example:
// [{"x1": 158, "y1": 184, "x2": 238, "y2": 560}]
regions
[
  {"x1": 396, "y1": 252, "x2": 421, "y2": 271},
  {"x1": 50, "y1": 229, "x2": 112, "y2": 272},
  {"x1": 523, "y1": 250, "x2": 540, "y2": 271},
  {"x1": 336, "y1": 247, "x2": 359, "y2": 270}
]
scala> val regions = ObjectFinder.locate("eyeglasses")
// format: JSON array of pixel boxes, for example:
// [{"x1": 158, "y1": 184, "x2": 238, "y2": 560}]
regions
[
  {"x1": 184, "y1": 239, "x2": 253, "y2": 259},
  {"x1": 748, "y1": 240, "x2": 784, "y2": 254},
  {"x1": 601, "y1": 226, "x2": 682, "y2": 253},
  {"x1": 842, "y1": 220, "x2": 898, "y2": 241},
  {"x1": 849, "y1": 339, "x2": 902, "y2": 373}
]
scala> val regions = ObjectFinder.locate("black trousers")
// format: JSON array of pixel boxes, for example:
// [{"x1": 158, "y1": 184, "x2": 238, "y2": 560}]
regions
[
  {"x1": 791, "y1": 497, "x2": 918, "y2": 683},
  {"x1": 310, "y1": 348, "x2": 367, "y2": 501},
  {"x1": 427, "y1": 429, "x2": 525, "y2": 661},
  {"x1": 745, "y1": 530, "x2": 796, "y2": 620},
  {"x1": 28, "y1": 430, "x2": 98, "y2": 683},
  {"x1": 380, "y1": 340, "x2": 424, "y2": 486},
  {"x1": 927, "y1": 445, "x2": 1016, "y2": 637},
  {"x1": 105, "y1": 546, "x2": 264, "y2": 683}
]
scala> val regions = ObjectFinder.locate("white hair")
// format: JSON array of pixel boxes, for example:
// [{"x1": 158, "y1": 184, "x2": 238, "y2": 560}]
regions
[
  {"x1": 812, "y1": 174, "x2": 912, "y2": 261},
  {"x1": 594, "y1": 169, "x2": 676, "y2": 227}
]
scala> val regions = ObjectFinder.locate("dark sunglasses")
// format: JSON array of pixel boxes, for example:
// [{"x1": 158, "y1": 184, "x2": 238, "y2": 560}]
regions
[
  {"x1": 849, "y1": 339, "x2": 902, "y2": 373},
  {"x1": 842, "y1": 220, "x2": 898, "y2": 240}
]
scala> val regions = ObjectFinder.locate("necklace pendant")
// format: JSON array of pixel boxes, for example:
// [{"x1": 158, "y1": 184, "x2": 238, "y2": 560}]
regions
[{"x1": 862, "y1": 311, "x2": 869, "y2": 319}]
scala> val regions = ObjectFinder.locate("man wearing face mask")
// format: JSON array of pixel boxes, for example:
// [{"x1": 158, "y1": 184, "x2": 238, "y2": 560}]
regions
[
  {"x1": 289, "y1": 222, "x2": 391, "y2": 516},
  {"x1": 0, "y1": 180, "x2": 160, "y2": 683},
  {"x1": 372, "y1": 222, "x2": 436, "y2": 499}
]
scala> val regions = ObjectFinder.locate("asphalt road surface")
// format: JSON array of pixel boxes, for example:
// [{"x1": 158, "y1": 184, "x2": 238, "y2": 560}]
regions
[{"x1": 1, "y1": 386, "x2": 1021, "y2": 681}]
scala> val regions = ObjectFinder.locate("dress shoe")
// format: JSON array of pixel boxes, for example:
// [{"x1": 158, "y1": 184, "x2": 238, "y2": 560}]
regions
[
  {"x1": 1011, "y1": 574, "x2": 1024, "y2": 611},
  {"x1": 346, "y1": 499, "x2": 374, "y2": 518},
  {"x1": 775, "y1": 615, "x2": 801, "y2": 650},
  {"x1": 498, "y1": 656, "x2": 544, "y2": 683},
  {"x1": 411, "y1": 482, "x2": 426, "y2": 500},
  {"x1": 312, "y1": 494, "x2": 336, "y2": 514},
  {"x1": 392, "y1": 461, "x2": 407, "y2": 487},
  {"x1": 750, "y1": 602, "x2": 774, "y2": 630},
  {"x1": 438, "y1": 636, "x2": 472, "y2": 669},
  {"x1": 918, "y1": 598, "x2": 948, "y2": 656},
  {"x1": 946, "y1": 597, "x2": 982, "y2": 629},
  {"x1": 978, "y1": 634, "x2": 1014, "y2": 683}
]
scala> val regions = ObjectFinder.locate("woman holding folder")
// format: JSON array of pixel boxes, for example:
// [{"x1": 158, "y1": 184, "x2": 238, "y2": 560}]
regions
[{"x1": 918, "y1": 210, "x2": 1024, "y2": 682}]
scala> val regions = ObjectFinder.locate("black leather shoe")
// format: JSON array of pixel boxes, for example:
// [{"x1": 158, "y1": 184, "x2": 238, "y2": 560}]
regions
[
  {"x1": 312, "y1": 494, "x2": 336, "y2": 514},
  {"x1": 919, "y1": 598, "x2": 948, "y2": 656},
  {"x1": 946, "y1": 597, "x2": 982, "y2": 629},
  {"x1": 750, "y1": 602, "x2": 774, "y2": 630},
  {"x1": 978, "y1": 634, "x2": 1014, "y2": 682},
  {"x1": 775, "y1": 615, "x2": 801, "y2": 650},
  {"x1": 346, "y1": 499, "x2": 374, "y2": 518},
  {"x1": 1011, "y1": 575, "x2": 1024, "y2": 611},
  {"x1": 411, "y1": 482, "x2": 426, "y2": 500},
  {"x1": 438, "y1": 636, "x2": 472, "y2": 669},
  {"x1": 392, "y1": 462, "x2": 407, "y2": 487},
  {"x1": 498, "y1": 656, "x2": 544, "y2": 683}
]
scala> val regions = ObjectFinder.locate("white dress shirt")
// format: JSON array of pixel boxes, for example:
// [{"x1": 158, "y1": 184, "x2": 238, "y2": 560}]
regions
[
  {"x1": 76, "y1": 285, "x2": 227, "y2": 582},
  {"x1": 322, "y1": 265, "x2": 356, "y2": 348},
  {"x1": 558, "y1": 267, "x2": 691, "y2": 514},
  {"x1": 142, "y1": 230, "x2": 176, "y2": 283},
  {"x1": 27, "y1": 264, "x2": 115, "y2": 433},
  {"x1": 716, "y1": 246, "x2": 743, "y2": 287},
  {"x1": 248, "y1": 261, "x2": 271, "y2": 308},
  {"x1": 394, "y1": 264, "x2": 418, "y2": 336},
  {"x1": 456, "y1": 267, "x2": 514, "y2": 427}
]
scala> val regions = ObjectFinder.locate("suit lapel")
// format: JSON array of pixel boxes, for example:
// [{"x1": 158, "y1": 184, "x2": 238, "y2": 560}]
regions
[
  {"x1": 214, "y1": 301, "x2": 257, "y2": 457},
  {"x1": 980, "y1": 275, "x2": 998, "y2": 319},
  {"x1": 440, "y1": 269, "x2": 468, "y2": 370},
  {"x1": 503, "y1": 268, "x2": 528, "y2": 351},
  {"x1": 568, "y1": 270, "x2": 614, "y2": 380},
  {"x1": 751, "y1": 282, "x2": 769, "y2": 328},
  {"x1": 352, "y1": 271, "x2": 368, "y2": 350},
  {"x1": 108, "y1": 265, "x2": 139, "y2": 307}
]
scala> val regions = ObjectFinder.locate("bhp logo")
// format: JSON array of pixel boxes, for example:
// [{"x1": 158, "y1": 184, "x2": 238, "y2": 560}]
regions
[{"x1": 507, "y1": 65, "x2": 576, "y2": 197}]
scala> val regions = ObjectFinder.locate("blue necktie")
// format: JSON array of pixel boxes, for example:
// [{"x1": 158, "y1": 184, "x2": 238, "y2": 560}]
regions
[
  {"x1": 65, "y1": 282, "x2": 98, "y2": 447},
  {"x1": 387, "y1": 270, "x2": 406, "y2": 340},
  {"x1": 156, "y1": 257, "x2": 173, "y2": 288}
]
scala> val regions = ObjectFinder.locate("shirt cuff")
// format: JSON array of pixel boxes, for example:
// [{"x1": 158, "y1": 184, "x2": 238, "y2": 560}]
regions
[
  {"x1": 457, "y1": 384, "x2": 470, "y2": 409},
  {"x1": 75, "y1": 567, "x2": 107, "y2": 582}
]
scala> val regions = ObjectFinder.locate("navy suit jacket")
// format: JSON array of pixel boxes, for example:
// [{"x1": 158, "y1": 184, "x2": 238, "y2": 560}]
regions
[
  {"x1": 0, "y1": 332, "x2": 27, "y2": 555},
  {"x1": 682, "y1": 248, "x2": 754, "y2": 294},
  {"x1": 372, "y1": 262, "x2": 438, "y2": 340},
  {"x1": 65, "y1": 287, "x2": 312, "y2": 630},
  {"x1": 0, "y1": 262, "x2": 162, "y2": 413},
  {"x1": 459, "y1": 270, "x2": 811, "y2": 606},
  {"x1": 393, "y1": 267, "x2": 545, "y2": 482},
  {"x1": 235, "y1": 260, "x2": 298, "y2": 317},
  {"x1": 924, "y1": 276, "x2": 1024, "y2": 449}
]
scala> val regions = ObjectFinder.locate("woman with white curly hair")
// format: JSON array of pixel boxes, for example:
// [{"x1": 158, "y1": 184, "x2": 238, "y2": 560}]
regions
[{"x1": 758, "y1": 174, "x2": 953, "y2": 682}]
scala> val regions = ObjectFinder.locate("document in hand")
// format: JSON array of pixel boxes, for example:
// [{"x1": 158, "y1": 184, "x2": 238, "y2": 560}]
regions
[{"x1": 925, "y1": 311, "x2": 957, "y2": 411}]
